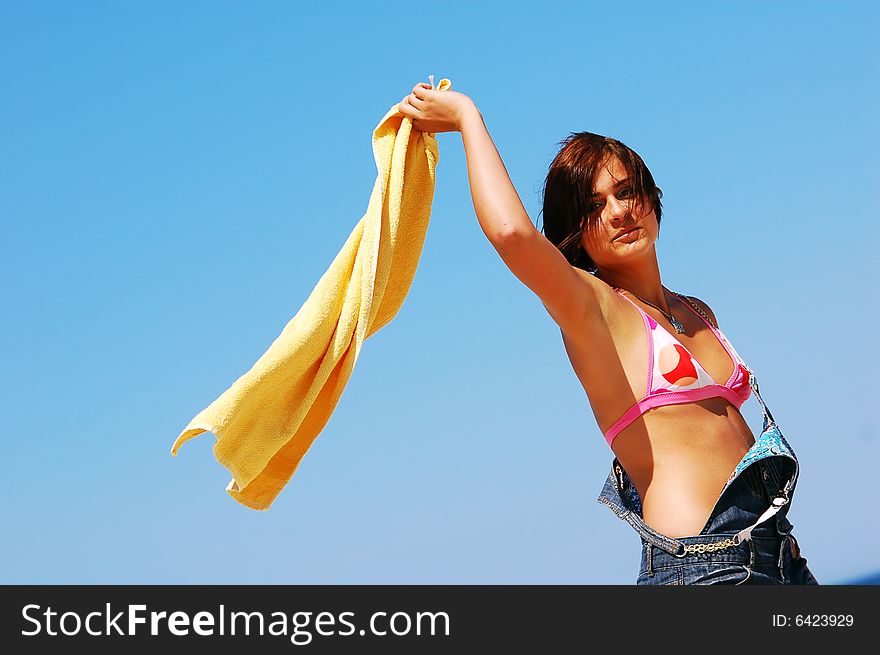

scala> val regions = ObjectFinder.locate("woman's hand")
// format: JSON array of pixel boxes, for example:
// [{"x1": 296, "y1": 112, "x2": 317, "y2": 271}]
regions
[{"x1": 397, "y1": 82, "x2": 476, "y2": 134}]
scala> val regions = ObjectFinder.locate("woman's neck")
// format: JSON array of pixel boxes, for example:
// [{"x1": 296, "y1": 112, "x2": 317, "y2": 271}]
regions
[{"x1": 596, "y1": 260, "x2": 671, "y2": 314}]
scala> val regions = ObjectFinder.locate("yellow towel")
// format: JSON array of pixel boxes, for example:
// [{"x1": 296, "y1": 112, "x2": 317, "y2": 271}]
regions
[{"x1": 171, "y1": 77, "x2": 453, "y2": 510}]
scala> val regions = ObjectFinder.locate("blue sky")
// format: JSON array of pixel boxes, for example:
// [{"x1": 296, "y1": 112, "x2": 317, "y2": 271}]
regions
[{"x1": 2, "y1": 0, "x2": 878, "y2": 584}]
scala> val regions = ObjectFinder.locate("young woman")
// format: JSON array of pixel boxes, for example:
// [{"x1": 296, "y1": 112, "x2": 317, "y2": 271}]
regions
[{"x1": 397, "y1": 82, "x2": 818, "y2": 585}]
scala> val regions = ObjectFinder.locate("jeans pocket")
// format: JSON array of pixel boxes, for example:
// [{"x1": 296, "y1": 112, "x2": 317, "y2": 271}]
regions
[
  {"x1": 787, "y1": 558, "x2": 819, "y2": 585},
  {"x1": 636, "y1": 566, "x2": 683, "y2": 586},
  {"x1": 783, "y1": 535, "x2": 819, "y2": 585},
  {"x1": 685, "y1": 562, "x2": 752, "y2": 585}
]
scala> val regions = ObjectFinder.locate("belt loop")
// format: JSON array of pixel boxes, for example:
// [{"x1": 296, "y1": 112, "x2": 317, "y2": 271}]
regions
[
  {"x1": 778, "y1": 538, "x2": 787, "y2": 583},
  {"x1": 646, "y1": 542, "x2": 654, "y2": 576}
]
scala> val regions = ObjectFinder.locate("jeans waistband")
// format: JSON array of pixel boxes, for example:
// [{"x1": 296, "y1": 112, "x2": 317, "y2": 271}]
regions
[{"x1": 640, "y1": 533, "x2": 792, "y2": 576}]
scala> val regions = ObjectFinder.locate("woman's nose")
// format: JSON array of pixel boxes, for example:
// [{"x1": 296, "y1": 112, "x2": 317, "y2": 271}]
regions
[{"x1": 606, "y1": 195, "x2": 627, "y2": 219}]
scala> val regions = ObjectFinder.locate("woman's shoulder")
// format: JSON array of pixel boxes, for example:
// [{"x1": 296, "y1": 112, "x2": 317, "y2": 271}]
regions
[
  {"x1": 679, "y1": 294, "x2": 719, "y2": 329},
  {"x1": 570, "y1": 268, "x2": 629, "y2": 317}
]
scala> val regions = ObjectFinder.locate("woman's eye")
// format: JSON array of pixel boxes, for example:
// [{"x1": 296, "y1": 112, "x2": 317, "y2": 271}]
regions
[{"x1": 619, "y1": 187, "x2": 632, "y2": 197}]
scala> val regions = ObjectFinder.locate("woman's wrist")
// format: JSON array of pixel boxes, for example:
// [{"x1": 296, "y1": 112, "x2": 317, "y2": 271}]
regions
[{"x1": 457, "y1": 99, "x2": 483, "y2": 134}]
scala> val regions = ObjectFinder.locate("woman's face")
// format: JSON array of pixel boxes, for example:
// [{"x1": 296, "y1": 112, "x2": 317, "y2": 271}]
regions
[{"x1": 580, "y1": 155, "x2": 659, "y2": 270}]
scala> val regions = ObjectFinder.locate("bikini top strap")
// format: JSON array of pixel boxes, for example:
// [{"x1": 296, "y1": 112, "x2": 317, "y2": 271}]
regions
[
  {"x1": 676, "y1": 293, "x2": 718, "y2": 330},
  {"x1": 612, "y1": 287, "x2": 655, "y2": 325},
  {"x1": 612, "y1": 286, "x2": 635, "y2": 304}
]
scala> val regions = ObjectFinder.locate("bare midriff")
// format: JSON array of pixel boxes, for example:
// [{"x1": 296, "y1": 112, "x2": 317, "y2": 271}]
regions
[{"x1": 609, "y1": 397, "x2": 756, "y2": 538}]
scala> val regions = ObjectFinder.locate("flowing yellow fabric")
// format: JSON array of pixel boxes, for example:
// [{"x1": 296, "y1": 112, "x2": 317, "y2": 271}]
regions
[{"x1": 171, "y1": 78, "x2": 452, "y2": 510}]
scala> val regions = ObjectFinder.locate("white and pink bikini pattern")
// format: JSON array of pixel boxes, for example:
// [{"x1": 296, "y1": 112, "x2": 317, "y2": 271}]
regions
[{"x1": 644, "y1": 312, "x2": 750, "y2": 397}]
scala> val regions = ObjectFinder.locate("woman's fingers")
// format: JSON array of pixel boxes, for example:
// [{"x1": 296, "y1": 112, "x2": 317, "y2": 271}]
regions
[
  {"x1": 399, "y1": 95, "x2": 423, "y2": 117},
  {"x1": 412, "y1": 82, "x2": 433, "y2": 98},
  {"x1": 399, "y1": 81, "x2": 437, "y2": 123}
]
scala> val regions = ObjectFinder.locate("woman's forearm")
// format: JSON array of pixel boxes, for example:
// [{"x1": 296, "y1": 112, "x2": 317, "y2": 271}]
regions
[{"x1": 459, "y1": 104, "x2": 537, "y2": 243}]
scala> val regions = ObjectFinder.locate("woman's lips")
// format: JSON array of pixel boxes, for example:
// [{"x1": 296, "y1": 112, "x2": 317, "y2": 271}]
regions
[{"x1": 615, "y1": 227, "x2": 640, "y2": 241}]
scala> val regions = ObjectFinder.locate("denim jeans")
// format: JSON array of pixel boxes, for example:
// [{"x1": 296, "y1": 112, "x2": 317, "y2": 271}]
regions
[{"x1": 597, "y1": 367, "x2": 819, "y2": 585}]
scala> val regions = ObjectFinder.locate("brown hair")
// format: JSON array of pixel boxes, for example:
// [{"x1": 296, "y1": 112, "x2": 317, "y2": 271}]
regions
[{"x1": 538, "y1": 132, "x2": 663, "y2": 274}]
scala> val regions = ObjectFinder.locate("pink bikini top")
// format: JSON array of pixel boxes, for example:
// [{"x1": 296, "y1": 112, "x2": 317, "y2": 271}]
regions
[{"x1": 604, "y1": 289, "x2": 752, "y2": 447}]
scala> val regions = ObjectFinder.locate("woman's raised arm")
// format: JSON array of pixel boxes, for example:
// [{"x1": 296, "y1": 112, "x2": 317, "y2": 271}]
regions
[
  {"x1": 458, "y1": 105, "x2": 604, "y2": 333},
  {"x1": 399, "y1": 84, "x2": 605, "y2": 333}
]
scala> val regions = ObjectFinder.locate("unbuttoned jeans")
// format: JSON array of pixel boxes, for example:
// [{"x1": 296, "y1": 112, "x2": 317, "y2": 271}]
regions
[{"x1": 597, "y1": 424, "x2": 819, "y2": 585}]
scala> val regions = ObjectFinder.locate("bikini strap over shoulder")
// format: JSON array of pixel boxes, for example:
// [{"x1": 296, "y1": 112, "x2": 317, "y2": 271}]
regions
[
  {"x1": 612, "y1": 286, "x2": 641, "y2": 310},
  {"x1": 674, "y1": 292, "x2": 718, "y2": 330}
]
